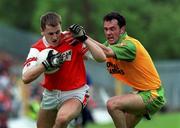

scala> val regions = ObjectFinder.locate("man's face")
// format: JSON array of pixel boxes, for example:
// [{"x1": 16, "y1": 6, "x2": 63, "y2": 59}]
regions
[
  {"x1": 104, "y1": 19, "x2": 122, "y2": 45},
  {"x1": 41, "y1": 24, "x2": 62, "y2": 46}
]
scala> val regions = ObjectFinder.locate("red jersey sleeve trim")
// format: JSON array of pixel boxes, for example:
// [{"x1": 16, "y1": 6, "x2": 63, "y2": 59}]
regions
[{"x1": 23, "y1": 57, "x2": 37, "y2": 66}]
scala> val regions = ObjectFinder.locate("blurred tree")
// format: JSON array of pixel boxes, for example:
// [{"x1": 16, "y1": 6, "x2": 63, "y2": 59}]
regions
[
  {"x1": 0, "y1": 0, "x2": 180, "y2": 59},
  {"x1": 32, "y1": 0, "x2": 97, "y2": 36},
  {"x1": 144, "y1": 3, "x2": 180, "y2": 59},
  {"x1": 0, "y1": 0, "x2": 37, "y2": 30},
  {"x1": 60, "y1": 0, "x2": 97, "y2": 36}
]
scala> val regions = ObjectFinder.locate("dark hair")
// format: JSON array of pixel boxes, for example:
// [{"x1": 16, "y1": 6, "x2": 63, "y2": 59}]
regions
[
  {"x1": 103, "y1": 12, "x2": 126, "y2": 28},
  {"x1": 40, "y1": 12, "x2": 62, "y2": 31}
]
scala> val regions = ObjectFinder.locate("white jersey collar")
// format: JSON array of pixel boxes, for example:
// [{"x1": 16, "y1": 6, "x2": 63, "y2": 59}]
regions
[{"x1": 42, "y1": 36, "x2": 50, "y2": 47}]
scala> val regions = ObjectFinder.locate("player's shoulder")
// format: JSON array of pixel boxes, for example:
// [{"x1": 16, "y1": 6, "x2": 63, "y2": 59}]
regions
[
  {"x1": 32, "y1": 38, "x2": 46, "y2": 51},
  {"x1": 61, "y1": 30, "x2": 70, "y2": 35},
  {"x1": 60, "y1": 31, "x2": 76, "y2": 45},
  {"x1": 125, "y1": 35, "x2": 141, "y2": 45},
  {"x1": 61, "y1": 31, "x2": 73, "y2": 39}
]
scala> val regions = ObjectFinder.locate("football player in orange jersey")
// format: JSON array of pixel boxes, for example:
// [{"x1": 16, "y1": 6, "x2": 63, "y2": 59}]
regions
[{"x1": 88, "y1": 12, "x2": 166, "y2": 128}]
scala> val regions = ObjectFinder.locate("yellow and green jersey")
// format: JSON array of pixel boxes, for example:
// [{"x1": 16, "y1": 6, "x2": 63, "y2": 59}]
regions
[{"x1": 103, "y1": 32, "x2": 161, "y2": 91}]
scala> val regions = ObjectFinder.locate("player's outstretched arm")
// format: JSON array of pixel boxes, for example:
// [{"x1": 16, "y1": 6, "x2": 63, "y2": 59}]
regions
[
  {"x1": 87, "y1": 37, "x2": 115, "y2": 58},
  {"x1": 69, "y1": 24, "x2": 106, "y2": 62},
  {"x1": 84, "y1": 38, "x2": 106, "y2": 62}
]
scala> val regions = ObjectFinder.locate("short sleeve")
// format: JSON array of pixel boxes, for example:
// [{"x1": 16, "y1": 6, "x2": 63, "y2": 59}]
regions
[
  {"x1": 22, "y1": 48, "x2": 40, "y2": 74},
  {"x1": 109, "y1": 40, "x2": 136, "y2": 61}
]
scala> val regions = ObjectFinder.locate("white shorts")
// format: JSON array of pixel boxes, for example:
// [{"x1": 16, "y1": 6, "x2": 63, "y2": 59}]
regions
[{"x1": 41, "y1": 85, "x2": 90, "y2": 110}]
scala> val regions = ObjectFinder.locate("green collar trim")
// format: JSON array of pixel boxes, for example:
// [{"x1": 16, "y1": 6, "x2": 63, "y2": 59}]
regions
[
  {"x1": 118, "y1": 32, "x2": 127, "y2": 44},
  {"x1": 104, "y1": 32, "x2": 128, "y2": 46}
]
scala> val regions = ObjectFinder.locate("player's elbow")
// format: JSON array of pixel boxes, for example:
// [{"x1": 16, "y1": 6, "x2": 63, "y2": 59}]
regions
[
  {"x1": 100, "y1": 53, "x2": 107, "y2": 62},
  {"x1": 96, "y1": 59, "x2": 106, "y2": 63},
  {"x1": 22, "y1": 75, "x2": 31, "y2": 84},
  {"x1": 95, "y1": 55, "x2": 106, "y2": 63},
  {"x1": 22, "y1": 71, "x2": 33, "y2": 84}
]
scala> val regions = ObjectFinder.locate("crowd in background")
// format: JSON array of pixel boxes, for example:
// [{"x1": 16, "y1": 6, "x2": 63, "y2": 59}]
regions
[
  {"x1": 0, "y1": 52, "x2": 96, "y2": 128},
  {"x1": 0, "y1": 52, "x2": 42, "y2": 128},
  {"x1": 0, "y1": 52, "x2": 19, "y2": 128}
]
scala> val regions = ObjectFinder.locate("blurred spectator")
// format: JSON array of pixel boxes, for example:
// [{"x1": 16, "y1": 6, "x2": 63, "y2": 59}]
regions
[
  {"x1": 26, "y1": 82, "x2": 42, "y2": 120},
  {"x1": 0, "y1": 90, "x2": 11, "y2": 128},
  {"x1": 19, "y1": 81, "x2": 43, "y2": 121},
  {"x1": 0, "y1": 62, "x2": 12, "y2": 128},
  {"x1": 0, "y1": 52, "x2": 22, "y2": 127}
]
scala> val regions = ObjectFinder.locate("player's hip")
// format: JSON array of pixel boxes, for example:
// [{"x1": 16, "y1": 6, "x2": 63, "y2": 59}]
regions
[
  {"x1": 138, "y1": 86, "x2": 166, "y2": 115},
  {"x1": 41, "y1": 84, "x2": 90, "y2": 110}
]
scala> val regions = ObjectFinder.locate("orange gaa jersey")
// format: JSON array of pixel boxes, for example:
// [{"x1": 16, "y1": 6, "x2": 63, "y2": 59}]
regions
[{"x1": 104, "y1": 32, "x2": 161, "y2": 91}]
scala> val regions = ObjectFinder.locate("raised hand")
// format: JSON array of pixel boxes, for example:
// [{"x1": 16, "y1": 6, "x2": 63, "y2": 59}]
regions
[{"x1": 69, "y1": 24, "x2": 88, "y2": 42}]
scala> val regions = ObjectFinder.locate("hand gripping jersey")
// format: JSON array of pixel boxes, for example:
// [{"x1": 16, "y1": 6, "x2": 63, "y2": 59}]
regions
[
  {"x1": 106, "y1": 34, "x2": 161, "y2": 91},
  {"x1": 23, "y1": 32, "x2": 87, "y2": 91}
]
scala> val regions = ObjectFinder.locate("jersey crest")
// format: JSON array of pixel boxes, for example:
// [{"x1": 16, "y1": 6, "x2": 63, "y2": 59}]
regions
[{"x1": 118, "y1": 42, "x2": 127, "y2": 47}]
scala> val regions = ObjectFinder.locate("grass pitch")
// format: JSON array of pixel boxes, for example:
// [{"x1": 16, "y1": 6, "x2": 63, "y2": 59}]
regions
[{"x1": 86, "y1": 112, "x2": 180, "y2": 128}]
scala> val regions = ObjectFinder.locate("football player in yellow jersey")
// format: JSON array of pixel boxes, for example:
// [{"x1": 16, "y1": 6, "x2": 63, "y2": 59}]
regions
[{"x1": 87, "y1": 12, "x2": 166, "y2": 128}]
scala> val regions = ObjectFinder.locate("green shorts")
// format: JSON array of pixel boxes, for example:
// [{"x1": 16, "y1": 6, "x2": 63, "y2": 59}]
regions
[{"x1": 138, "y1": 86, "x2": 166, "y2": 115}]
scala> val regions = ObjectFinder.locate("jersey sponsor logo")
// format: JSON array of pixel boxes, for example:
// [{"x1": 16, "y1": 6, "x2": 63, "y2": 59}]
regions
[
  {"x1": 61, "y1": 50, "x2": 72, "y2": 61},
  {"x1": 106, "y1": 62, "x2": 125, "y2": 75}
]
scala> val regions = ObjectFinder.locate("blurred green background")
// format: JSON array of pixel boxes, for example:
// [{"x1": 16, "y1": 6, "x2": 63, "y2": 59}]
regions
[
  {"x1": 0, "y1": 0, "x2": 180, "y2": 128},
  {"x1": 0, "y1": 0, "x2": 180, "y2": 60}
]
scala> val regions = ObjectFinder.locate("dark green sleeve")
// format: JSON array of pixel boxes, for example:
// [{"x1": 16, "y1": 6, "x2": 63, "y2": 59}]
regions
[
  {"x1": 103, "y1": 41, "x2": 109, "y2": 47},
  {"x1": 109, "y1": 40, "x2": 136, "y2": 61}
]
